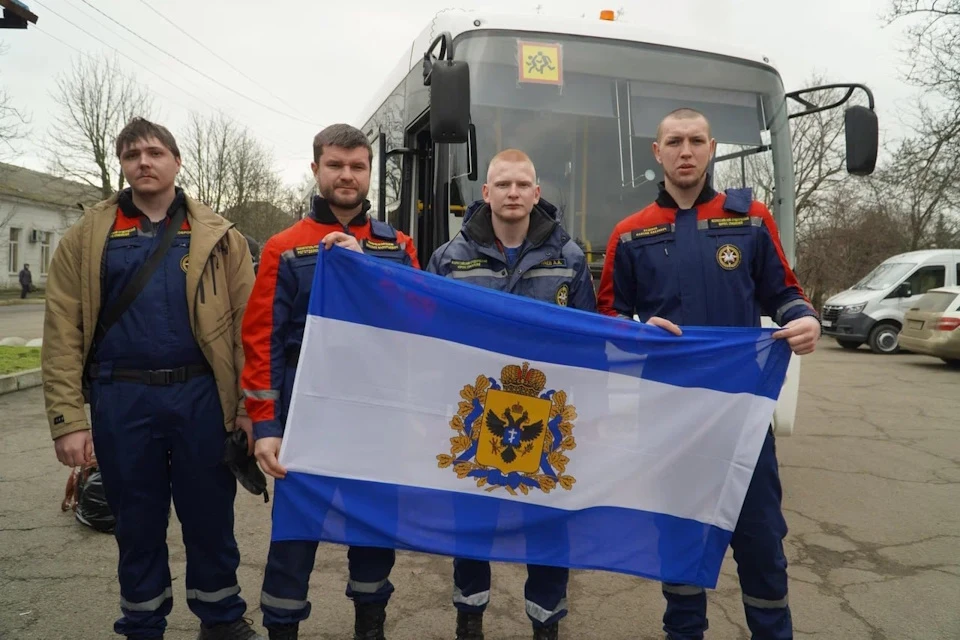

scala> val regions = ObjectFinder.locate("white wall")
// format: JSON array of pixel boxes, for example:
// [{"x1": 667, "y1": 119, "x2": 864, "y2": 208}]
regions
[{"x1": 1, "y1": 197, "x2": 82, "y2": 289}]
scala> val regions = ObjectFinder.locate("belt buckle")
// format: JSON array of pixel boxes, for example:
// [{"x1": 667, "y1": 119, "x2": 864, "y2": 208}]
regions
[{"x1": 152, "y1": 369, "x2": 176, "y2": 385}]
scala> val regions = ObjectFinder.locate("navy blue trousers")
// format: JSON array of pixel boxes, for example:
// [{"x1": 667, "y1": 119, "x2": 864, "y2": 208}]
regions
[
  {"x1": 662, "y1": 428, "x2": 791, "y2": 640},
  {"x1": 90, "y1": 374, "x2": 246, "y2": 638},
  {"x1": 260, "y1": 541, "x2": 396, "y2": 628}
]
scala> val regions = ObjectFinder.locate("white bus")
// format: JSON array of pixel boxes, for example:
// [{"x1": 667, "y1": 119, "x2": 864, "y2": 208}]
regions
[{"x1": 355, "y1": 9, "x2": 879, "y2": 435}]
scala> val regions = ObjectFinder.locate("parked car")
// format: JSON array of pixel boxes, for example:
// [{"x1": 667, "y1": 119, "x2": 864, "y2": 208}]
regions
[
  {"x1": 821, "y1": 249, "x2": 960, "y2": 354},
  {"x1": 898, "y1": 286, "x2": 960, "y2": 366}
]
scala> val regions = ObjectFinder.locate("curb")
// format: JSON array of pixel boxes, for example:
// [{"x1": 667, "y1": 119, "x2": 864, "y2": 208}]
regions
[
  {"x1": 0, "y1": 299, "x2": 45, "y2": 307},
  {"x1": 0, "y1": 368, "x2": 42, "y2": 396}
]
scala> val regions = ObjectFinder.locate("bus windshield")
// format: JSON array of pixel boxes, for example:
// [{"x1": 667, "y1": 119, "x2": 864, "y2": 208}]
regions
[{"x1": 447, "y1": 31, "x2": 796, "y2": 264}]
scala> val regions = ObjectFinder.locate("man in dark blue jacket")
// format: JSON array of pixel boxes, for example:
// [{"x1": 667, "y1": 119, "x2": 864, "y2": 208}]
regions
[
  {"x1": 427, "y1": 148, "x2": 595, "y2": 640},
  {"x1": 598, "y1": 108, "x2": 821, "y2": 640}
]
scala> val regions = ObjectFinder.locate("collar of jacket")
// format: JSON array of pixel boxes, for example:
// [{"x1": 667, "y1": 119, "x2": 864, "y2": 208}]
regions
[
  {"x1": 655, "y1": 176, "x2": 718, "y2": 209},
  {"x1": 461, "y1": 198, "x2": 566, "y2": 249},
  {"x1": 85, "y1": 189, "x2": 234, "y2": 237},
  {"x1": 117, "y1": 187, "x2": 186, "y2": 219},
  {"x1": 308, "y1": 195, "x2": 371, "y2": 226}
]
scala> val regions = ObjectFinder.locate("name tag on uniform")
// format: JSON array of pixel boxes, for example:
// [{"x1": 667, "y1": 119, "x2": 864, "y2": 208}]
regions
[
  {"x1": 449, "y1": 259, "x2": 488, "y2": 271},
  {"x1": 707, "y1": 216, "x2": 751, "y2": 229},
  {"x1": 632, "y1": 224, "x2": 671, "y2": 239},
  {"x1": 537, "y1": 258, "x2": 567, "y2": 268},
  {"x1": 109, "y1": 228, "x2": 138, "y2": 239},
  {"x1": 293, "y1": 245, "x2": 319, "y2": 257},
  {"x1": 364, "y1": 240, "x2": 400, "y2": 251}
]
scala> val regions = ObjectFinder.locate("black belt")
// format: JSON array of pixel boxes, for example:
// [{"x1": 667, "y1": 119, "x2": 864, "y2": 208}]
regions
[{"x1": 87, "y1": 363, "x2": 212, "y2": 385}]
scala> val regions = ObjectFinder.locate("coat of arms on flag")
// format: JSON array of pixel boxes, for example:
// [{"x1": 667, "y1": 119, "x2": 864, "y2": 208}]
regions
[{"x1": 437, "y1": 362, "x2": 577, "y2": 495}]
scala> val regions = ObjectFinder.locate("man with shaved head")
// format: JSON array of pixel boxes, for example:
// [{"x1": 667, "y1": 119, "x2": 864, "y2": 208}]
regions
[
  {"x1": 427, "y1": 148, "x2": 596, "y2": 640},
  {"x1": 598, "y1": 108, "x2": 821, "y2": 640}
]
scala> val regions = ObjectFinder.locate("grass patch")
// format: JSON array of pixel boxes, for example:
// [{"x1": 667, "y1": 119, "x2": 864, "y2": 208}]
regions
[{"x1": 0, "y1": 347, "x2": 41, "y2": 375}]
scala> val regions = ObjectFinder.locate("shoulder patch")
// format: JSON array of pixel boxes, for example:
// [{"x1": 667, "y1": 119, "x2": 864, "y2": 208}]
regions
[
  {"x1": 722, "y1": 187, "x2": 753, "y2": 214},
  {"x1": 109, "y1": 227, "x2": 137, "y2": 239},
  {"x1": 449, "y1": 258, "x2": 489, "y2": 271},
  {"x1": 369, "y1": 219, "x2": 398, "y2": 241},
  {"x1": 293, "y1": 244, "x2": 319, "y2": 257}
]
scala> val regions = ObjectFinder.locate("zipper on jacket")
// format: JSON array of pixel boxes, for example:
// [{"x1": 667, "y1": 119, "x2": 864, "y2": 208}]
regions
[
  {"x1": 199, "y1": 275, "x2": 206, "y2": 304},
  {"x1": 211, "y1": 259, "x2": 218, "y2": 297}
]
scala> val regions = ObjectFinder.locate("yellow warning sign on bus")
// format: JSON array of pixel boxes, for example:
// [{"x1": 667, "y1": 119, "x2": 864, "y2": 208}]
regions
[{"x1": 518, "y1": 40, "x2": 562, "y2": 85}]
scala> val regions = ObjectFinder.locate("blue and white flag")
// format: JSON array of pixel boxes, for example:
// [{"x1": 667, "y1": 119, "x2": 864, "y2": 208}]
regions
[{"x1": 272, "y1": 246, "x2": 791, "y2": 588}]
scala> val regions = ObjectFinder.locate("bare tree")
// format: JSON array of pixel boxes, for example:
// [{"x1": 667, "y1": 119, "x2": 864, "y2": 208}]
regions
[
  {"x1": 179, "y1": 112, "x2": 235, "y2": 213},
  {"x1": 867, "y1": 109, "x2": 960, "y2": 250},
  {"x1": 47, "y1": 54, "x2": 154, "y2": 199},
  {"x1": 0, "y1": 42, "x2": 28, "y2": 157},
  {"x1": 888, "y1": 0, "x2": 960, "y2": 100},
  {"x1": 179, "y1": 112, "x2": 282, "y2": 215}
]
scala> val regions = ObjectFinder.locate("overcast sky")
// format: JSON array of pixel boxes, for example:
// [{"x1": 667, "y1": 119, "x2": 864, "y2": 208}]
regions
[{"x1": 1, "y1": 0, "x2": 919, "y2": 186}]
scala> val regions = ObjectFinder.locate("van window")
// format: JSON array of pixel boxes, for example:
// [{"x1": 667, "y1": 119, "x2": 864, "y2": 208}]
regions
[
  {"x1": 854, "y1": 262, "x2": 914, "y2": 290},
  {"x1": 906, "y1": 265, "x2": 945, "y2": 296}
]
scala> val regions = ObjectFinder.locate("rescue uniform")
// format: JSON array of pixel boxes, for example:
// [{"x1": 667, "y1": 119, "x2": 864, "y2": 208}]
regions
[
  {"x1": 240, "y1": 196, "x2": 419, "y2": 635},
  {"x1": 597, "y1": 181, "x2": 818, "y2": 640},
  {"x1": 427, "y1": 197, "x2": 596, "y2": 634},
  {"x1": 42, "y1": 188, "x2": 256, "y2": 639}
]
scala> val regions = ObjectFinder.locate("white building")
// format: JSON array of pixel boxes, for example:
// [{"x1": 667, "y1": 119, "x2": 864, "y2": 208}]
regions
[{"x1": 0, "y1": 162, "x2": 103, "y2": 289}]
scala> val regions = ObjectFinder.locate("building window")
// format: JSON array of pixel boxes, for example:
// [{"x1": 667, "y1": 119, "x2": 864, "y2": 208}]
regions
[
  {"x1": 8, "y1": 227, "x2": 20, "y2": 274},
  {"x1": 40, "y1": 232, "x2": 52, "y2": 275}
]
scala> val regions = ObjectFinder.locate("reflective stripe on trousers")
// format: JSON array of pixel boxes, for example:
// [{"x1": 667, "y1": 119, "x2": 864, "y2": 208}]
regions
[
  {"x1": 186, "y1": 585, "x2": 241, "y2": 603},
  {"x1": 526, "y1": 597, "x2": 568, "y2": 624},
  {"x1": 121, "y1": 587, "x2": 173, "y2": 612}
]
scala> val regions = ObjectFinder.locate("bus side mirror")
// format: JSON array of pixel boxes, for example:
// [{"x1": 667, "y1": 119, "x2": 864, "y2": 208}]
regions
[
  {"x1": 428, "y1": 59, "x2": 471, "y2": 144},
  {"x1": 844, "y1": 105, "x2": 878, "y2": 176}
]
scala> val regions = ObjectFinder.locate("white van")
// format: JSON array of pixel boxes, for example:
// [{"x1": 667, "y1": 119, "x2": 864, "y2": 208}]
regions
[{"x1": 821, "y1": 249, "x2": 960, "y2": 354}]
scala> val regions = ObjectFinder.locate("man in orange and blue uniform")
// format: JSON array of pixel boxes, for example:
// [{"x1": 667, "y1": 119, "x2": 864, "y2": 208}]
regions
[
  {"x1": 240, "y1": 123, "x2": 419, "y2": 640},
  {"x1": 598, "y1": 108, "x2": 822, "y2": 640}
]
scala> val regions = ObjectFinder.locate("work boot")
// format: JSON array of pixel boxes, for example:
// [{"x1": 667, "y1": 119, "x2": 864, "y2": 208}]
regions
[
  {"x1": 354, "y1": 602, "x2": 387, "y2": 640},
  {"x1": 533, "y1": 622, "x2": 559, "y2": 640},
  {"x1": 266, "y1": 623, "x2": 298, "y2": 640},
  {"x1": 197, "y1": 616, "x2": 265, "y2": 640},
  {"x1": 455, "y1": 611, "x2": 484, "y2": 640}
]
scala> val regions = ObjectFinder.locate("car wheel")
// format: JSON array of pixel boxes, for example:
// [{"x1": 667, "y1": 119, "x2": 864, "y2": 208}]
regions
[
  {"x1": 868, "y1": 322, "x2": 901, "y2": 354},
  {"x1": 836, "y1": 339, "x2": 862, "y2": 350}
]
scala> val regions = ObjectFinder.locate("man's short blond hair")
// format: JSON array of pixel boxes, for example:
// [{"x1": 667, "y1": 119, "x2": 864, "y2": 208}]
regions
[
  {"x1": 656, "y1": 107, "x2": 712, "y2": 141},
  {"x1": 487, "y1": 148, "x2": 538, "y2": 182}
]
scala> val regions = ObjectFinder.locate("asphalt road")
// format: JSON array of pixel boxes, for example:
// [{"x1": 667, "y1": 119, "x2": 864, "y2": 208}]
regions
[
  {"x1": 0, "y1": 302, "x2": 45, "y2": 341},
  {"x1": 1, "y1": 340, "x2": 957, "y2": 640}
]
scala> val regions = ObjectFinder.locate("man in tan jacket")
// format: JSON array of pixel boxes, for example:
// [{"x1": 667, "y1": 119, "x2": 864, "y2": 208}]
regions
[{"x1": 41, "y1": 117, "x2": 263, "y2": 640}]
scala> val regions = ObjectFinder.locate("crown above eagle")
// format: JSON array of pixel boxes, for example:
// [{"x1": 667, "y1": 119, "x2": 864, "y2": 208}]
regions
[{"x1": 501, "y1": 362, "x2": 547, "y2": 397}]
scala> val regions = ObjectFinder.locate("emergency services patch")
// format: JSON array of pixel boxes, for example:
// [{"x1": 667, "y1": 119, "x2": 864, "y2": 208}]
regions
[
  {"x1": 109, "y1": 228, "x2": 137, "y2": 239},
  {"x1": 537, "y1": 258, "x2": 567, "y2": 268},
  {"x1": 555, "y1": 283, "x2": 569, "y2": 306},
  {"x1": 632, "y1": 224, "x2": 671, "y2": 239},
  {"x1": 294, "y1": 244, "x2": 319, "y2": 258},
  {"x1": 450, "y1": 259, "x2": 488, "y2": 271},
  {"x1": 717, "y1": 244, "x2": 741, "y2": 270},
  {"x1": 708, "y1": 216, "x2": 751, "y2": 229},
  {"x1": 180, "y1": 255, "x2": 189, "y2": 273},
  {"x1": 364, "y1": 240, "x2": 400, "y2": 252}
]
